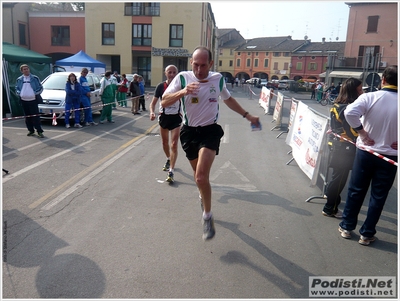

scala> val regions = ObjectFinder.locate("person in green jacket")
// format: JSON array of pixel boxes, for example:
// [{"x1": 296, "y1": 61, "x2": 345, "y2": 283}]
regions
[{"x1": 99, "y1": 71, "x2": 117, "y2": 123}]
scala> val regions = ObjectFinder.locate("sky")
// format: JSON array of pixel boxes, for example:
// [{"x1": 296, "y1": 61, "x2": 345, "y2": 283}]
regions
[{"x1": 210, "y1": 1, "x2": 350, "y2": 42}]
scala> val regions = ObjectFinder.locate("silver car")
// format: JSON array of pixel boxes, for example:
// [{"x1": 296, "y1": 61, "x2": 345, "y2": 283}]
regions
[{"x1": 38, "y1": 72, "x2": 102, "y2": 121}]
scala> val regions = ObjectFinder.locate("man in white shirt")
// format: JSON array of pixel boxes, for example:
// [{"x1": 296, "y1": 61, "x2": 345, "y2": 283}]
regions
[
  {"x1": 162, "y1": 46, "x2": 260, "y2": 240},
  {"x1": 339, "y1": 65, "x2": 398, "y2": 246}
]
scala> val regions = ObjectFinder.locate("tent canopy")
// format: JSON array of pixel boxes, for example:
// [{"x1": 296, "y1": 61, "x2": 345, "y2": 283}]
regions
[
  {"x1": 2, "y1": 42, "x2": 52, "y2": 63},
  {"x1": 2, "y1": 42, "x2": 52, "y2": 117},
  {"x1": 55, "y1": 50, "x2": 105, "y2": 74}
]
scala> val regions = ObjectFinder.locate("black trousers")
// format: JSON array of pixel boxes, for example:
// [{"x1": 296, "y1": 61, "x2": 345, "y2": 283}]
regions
[{"x1": 20, "y1": 99, "x2": 43, "y2": 133}]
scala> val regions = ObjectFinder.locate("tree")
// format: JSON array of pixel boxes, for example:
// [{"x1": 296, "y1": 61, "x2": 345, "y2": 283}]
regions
[{"x1": 71, "y1": 2, "x2": 85, "y2": 11}]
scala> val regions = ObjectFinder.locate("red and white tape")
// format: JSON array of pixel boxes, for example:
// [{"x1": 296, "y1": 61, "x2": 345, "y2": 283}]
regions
[{"x1": 328, "y1": 130, "x2": 398, "y2": 167}]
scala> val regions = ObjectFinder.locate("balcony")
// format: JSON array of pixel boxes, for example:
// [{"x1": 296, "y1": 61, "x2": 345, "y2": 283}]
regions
[{"x1": 125, "y1": 3, "x2": 160, "y2": 16}]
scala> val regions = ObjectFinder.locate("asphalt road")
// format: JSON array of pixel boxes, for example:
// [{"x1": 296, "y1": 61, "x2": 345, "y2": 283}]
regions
[{"x1": 2, "y1": 86, "x2": 397, "y2": 298}]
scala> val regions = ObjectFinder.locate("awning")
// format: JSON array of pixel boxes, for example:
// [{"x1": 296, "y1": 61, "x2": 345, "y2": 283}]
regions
[
  {"x1": 319, "y1": 72, "x2": 326, "y2": 77},
  {"x1": 329, "y1": 71, "x2": 363, "y2": 79}
]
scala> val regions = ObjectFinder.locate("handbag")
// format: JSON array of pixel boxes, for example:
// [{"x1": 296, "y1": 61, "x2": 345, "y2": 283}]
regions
[{"x1": 35, "y1": 94, "x2": 44, "y2": 104}]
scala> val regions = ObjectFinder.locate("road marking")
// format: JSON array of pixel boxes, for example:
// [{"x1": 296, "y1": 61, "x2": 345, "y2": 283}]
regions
[
  {"x1": 2, "y1": 111, "x2": 133, "y2": 158},
  {"x1": 2, "y1": 115, "x2": 144, "y2": 183},
  {"x1": 222, "y1": 124, "x2": 229, "y2": 143},
  {"x1": 30, "y1": 123, "x2": 159, "y2": 210}
]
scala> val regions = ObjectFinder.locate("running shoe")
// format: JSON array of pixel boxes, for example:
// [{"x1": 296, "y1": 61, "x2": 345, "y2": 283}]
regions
[
  {"x1": 166, "y1": 171, "x2": 174, "y2": 183},
  {"x1": 163, "y1": 159, "x2": 170, "y2": 171},
  {"x1": 27, "y1": 131, "x2": 35, "y2": 136},
  {"x1": 202, "y1": 216, "x2": 215, "y2": 240},
  {"x1": 338, "y1": 226, "x2": 352, "y2": 239},
  {"x1": 37, "y1": 132, "x2": 45, "y2": 138}
]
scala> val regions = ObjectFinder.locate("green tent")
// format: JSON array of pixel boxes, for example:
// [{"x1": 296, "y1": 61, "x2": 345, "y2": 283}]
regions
[{"x1": 2, "y1": 42, "x2": 52, "y2": 117}]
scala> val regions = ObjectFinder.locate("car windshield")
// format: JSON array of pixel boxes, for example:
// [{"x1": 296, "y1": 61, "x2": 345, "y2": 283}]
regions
[{"x1": 42, "y1": 74, "x2": 71, "y2": 90}]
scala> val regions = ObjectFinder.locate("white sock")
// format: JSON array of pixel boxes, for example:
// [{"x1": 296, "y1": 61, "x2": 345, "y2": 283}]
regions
[
  {"x1": 203, "y1": 211, "x2": 212, "y2": 220},
  {"x1": 169, "y1": 168, "x2": 174, "y2": 173}
]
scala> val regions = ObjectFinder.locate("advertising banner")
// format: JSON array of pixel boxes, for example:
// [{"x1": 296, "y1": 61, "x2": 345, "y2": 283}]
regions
[
  {"x1": 285, "y1": 101, "x2": 328, "y2": 185},
  {"x1": 259, "y1": 86, "x2": 271, "y2": 114},
  {"x1": 272, "y1": 92, "x2": 284, "y2": 127}
]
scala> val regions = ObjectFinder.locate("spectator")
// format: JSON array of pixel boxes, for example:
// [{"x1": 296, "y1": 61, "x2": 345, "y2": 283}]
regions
[
  {"x1": 162, "y1": 46, "x2": 260, "y2": 240},
  {"x1": 99, "y1": 71, "x2": 117, "y2": 123},
  {"x1": 79, "y1": 68, "x2": 98, "y2": 126},
  {"x1": 15, "y1": 64, "x2": 45, "y2": 138},
  {"x1": 117, "y1": 74, "x2": 129, "y2": 108},
  {"x1": 138, "y1": 75, "x2": 146, "y2": 111},
  {"x1": 65, "y1": 73, "x2": 83, "y2": 128},
  {"x1": 310, "y1": 82, "x2": 316, "y2": 99},
  {"x1": 322, "y1": 78, "x2": 363, "y2": 218},
  {"x1": 339, "y1": 65, "x2": 398, "y2": 246},
  {"x1": 129, "y1": 74, "x2": 141, "y2": 115}
]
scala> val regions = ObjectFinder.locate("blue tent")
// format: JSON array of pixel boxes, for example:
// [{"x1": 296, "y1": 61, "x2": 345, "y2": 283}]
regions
[{"x1": 55, "y1": 50, "x2": 105, "y2": 74}]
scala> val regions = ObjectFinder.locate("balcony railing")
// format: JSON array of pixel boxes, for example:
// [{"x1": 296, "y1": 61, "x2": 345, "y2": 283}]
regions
[{"x1": 125, "y1": 3, "x2": 160, "y2": 16}]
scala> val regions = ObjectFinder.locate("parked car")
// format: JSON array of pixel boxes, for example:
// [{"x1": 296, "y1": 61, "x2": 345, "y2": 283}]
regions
[
  {"x1": 38, "y1": 71, "x2": 102, "y2": 122},
  {"x1": 278, "y1": 80, "x2": 289, "y2": 90},
  {"x1": 266, "y1": 80, "x2": 279, "y2": 89},
  {"x1": 259, "y1": 79, "x2": 268, "y2": 87},
  {"x1": 245, "y1": 77, "x2": 260, "y2": 85}
]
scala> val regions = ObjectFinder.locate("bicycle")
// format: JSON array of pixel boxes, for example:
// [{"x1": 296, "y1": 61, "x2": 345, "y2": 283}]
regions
[{"x1": 319, "y1": 91, "x2": 337, "y2": 106}]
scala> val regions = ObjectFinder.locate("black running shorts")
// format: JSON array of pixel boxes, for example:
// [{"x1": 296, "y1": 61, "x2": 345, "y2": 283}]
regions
[
  {"x1": 158, "y1": 113, "x2": 182, "y2": 130},
  {"x1": 180, "y1": 123, "x2": 224, "y2": 160}
]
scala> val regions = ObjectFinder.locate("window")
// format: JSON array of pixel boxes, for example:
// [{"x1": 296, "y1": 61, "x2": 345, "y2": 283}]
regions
[
  {"x1": 170, "y1": 25, "x2": 183, "y2": 47},
  {"x1": 236, "y1": 59, "x2": 241, "y2": 67},
  {"x1": 308, "y1": 62, "x2": 317, "y2": 70},
  {"x1": 255, "y1": 52, "x2": 259, "y2": 56},
  {"x1": 273, "y1": 52, "x2": 281, "y2": 57},
  {"x1": 51, "y1": 26, "x2": 70, "y2": 46},
  {"x1": 254, "y1": 58, "x2": 259, "y2": 67},
  {"x1": 298, "y1": 56, "x2": 303, "y2": 59},
  {"x1": 246, "y1": 58, "x2": 251, "y2": 67},
  {"x1": 133, "y1": 24, "x2": 152, "y2": 46},
  {"x1": 237, "y1": 52, "x2": 241, "y2": 55},
  {"x1": 102, "y1": 23, "x2": 115, "y2": 45},
  {"x1": 367, "y1": 15, "x2": 379, "y2": 33},
  {"x1": 283, "y1": 52, "x2": 290, "y2": 57},
  {"x1": 219, "y1": 49, "x2": 223, "y2": 55},
  {"x1": 230, "y1": 49, "x2": 233, "y2": 55},
  {"x1": 19, "y1": 23, "x2": 27, "y2": 46},
  {"x1": 284, "y1": 62, "x2": 289, "y2": 70},
  {"x1": 247, "y1": 52, "x2": 251, "y2": 55},
  {"x1": 296, "y1": 62, "x2": 302, "y2": 70},
  {"x1": 219, "y1": 60, "x2": 222, "y2": 67},
  {"x1": 265, "y1": 52, "x2": 269, "y2": 55},
  {"x1": 273, "y1": 62, "x2": 278, "y2": 70},
  {"x1": 125, "y1": 2, "x2": 160, "y2": 16},
  {"x1": 264, "y1": 59, "x2": 269, "y2": 67},
  {"x1": 137, "y1": 57, "x2": 151, "y2": 86},
  {"x1": 229, "y1": 60, "x2": 233, "y2": 67}
]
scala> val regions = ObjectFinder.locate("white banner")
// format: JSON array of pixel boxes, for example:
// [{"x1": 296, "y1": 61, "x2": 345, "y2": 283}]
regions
[
  {"x1": 285, "y1": 101, "x2": 328, "y2": 185},
  {"x1": 272, "y1": 92, "x2": 284, "y2": 127},
  {"x1": 258, "y1": 86, "x2": 271, "y2": 114}
]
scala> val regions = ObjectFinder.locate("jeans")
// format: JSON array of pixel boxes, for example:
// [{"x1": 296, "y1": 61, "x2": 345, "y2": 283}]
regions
[{"x1": 340, "y1": 149, "x2": 397, "y2": 237}]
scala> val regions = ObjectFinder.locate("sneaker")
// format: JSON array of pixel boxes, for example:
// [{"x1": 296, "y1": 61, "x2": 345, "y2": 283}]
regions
[
  {"x1": 166, "y1": 171, "x2": 174, "y2": 183},
  {"x1": 338, "y1": 226, "x2": 352, "y2": 239},
  {"x1": 162, "y1": 159, "x2": 170, "y2": 171},
  {"x1": 84, "y1": 122, "x2": 90, "y2": 126},
  {"x1": 322, "y1": 209, "x2": 343, "y2": 219},
  {"x1": 90, "y1": 122, "x2": 98, "y2": 126},
  {"x1": 99, "y1": 120, "x2": 104, "y2": 124},
  {"x1": 202, "y1": 216, "x2": 215, "y2": 240},
  {"x1": 107, "y1": 120, "x2": 115, "y2": 123},
  {"x1": 37, "y1": 132, "x2": 45, "y2": 138},
  {"x1": 359, "y1": 235, "x2": 376, "y2": 246},
  {"x1": 74, "y1": 123, "x2": 82, "y2": 128},
  {"x1": 65, "y1": 124, "x2": 71, "y2": 129},
  {"x1": 27, "y1": 131, "x2": 35, "y2": 136}
]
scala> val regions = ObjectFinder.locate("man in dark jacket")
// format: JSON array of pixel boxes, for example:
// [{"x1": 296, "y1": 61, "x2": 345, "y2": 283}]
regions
[{"x1": 129, "y1": 74, "x2": 141, "y2": 115}]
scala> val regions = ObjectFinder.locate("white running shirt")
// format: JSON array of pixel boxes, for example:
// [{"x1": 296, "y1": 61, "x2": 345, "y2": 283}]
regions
[{"x1": 163, "y1": 71, "x2": 231, "y2": 127}]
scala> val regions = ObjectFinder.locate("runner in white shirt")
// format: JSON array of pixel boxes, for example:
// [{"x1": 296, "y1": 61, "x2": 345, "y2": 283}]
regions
[{"x1": 162, "y1": 46, "x2": 260, "y2": 241}]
